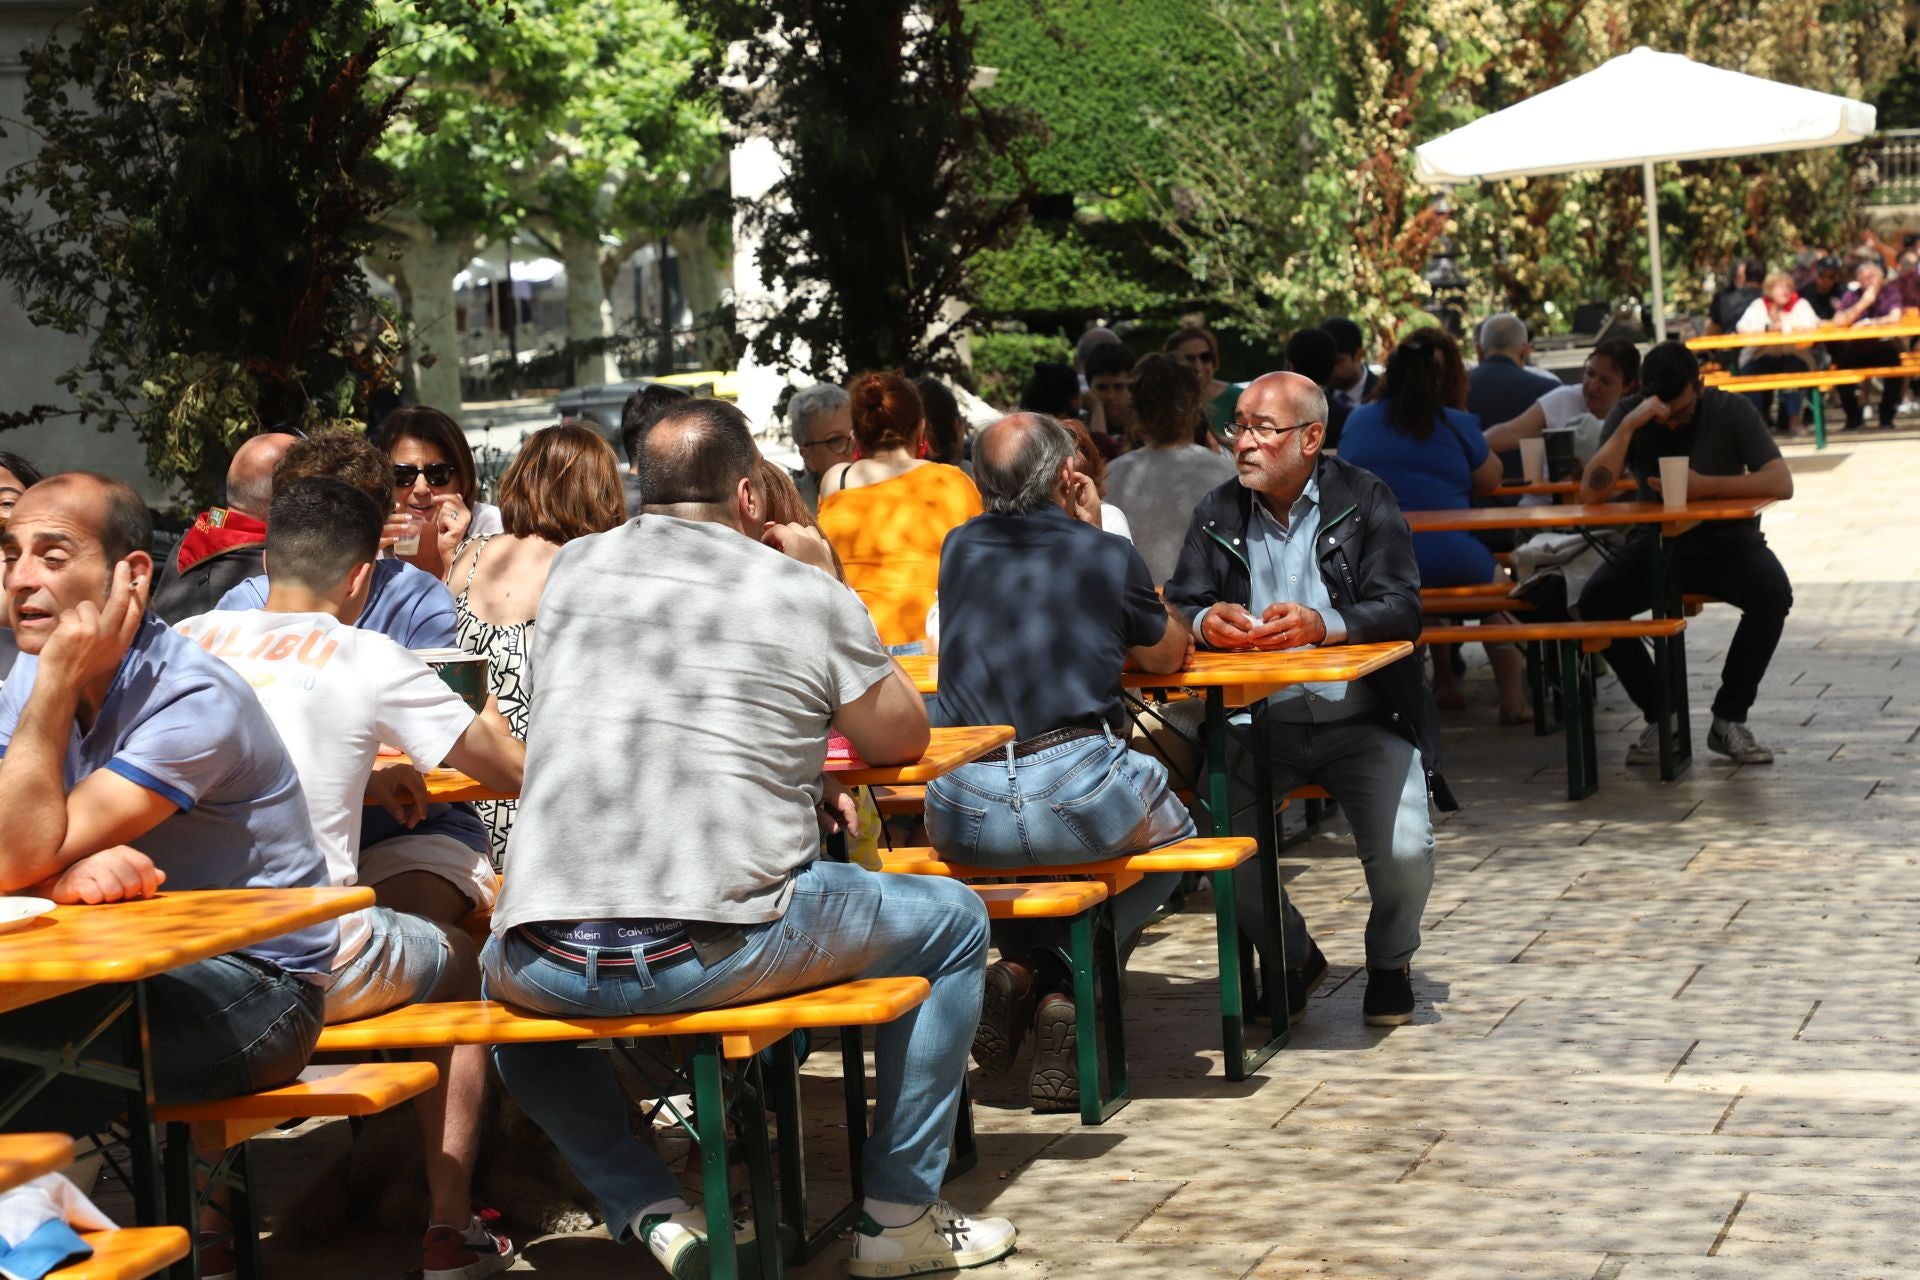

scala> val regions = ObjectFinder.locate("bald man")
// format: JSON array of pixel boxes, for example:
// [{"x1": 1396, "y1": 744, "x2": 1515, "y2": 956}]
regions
[
  {"x1": 1166, "y1": 373, "x2": 1448, "y2": 1028},
  {"x1": 925, "y1": 411, "x2": 1193, "y2": 1113},
  {"x1": 0, "y1": 471, "x2": 333, "y2": 1133},
  {"x1": 152, "y1": 431, "x2": 296, "y2": 622}
]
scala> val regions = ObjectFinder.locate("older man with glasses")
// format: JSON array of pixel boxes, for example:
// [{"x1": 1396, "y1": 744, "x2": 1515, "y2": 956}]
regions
[
  {"x1": 1165, "y1": 372, "x2": 1449, "y2": 1029},
  {"x1": 786, "y1": 382, "x2": 855, "y2": 514}
]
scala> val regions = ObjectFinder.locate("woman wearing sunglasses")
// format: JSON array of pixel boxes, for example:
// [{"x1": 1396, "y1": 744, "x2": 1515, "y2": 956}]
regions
[{"x1": 374, "y1": 406, "x2": 504, "y2": 580}]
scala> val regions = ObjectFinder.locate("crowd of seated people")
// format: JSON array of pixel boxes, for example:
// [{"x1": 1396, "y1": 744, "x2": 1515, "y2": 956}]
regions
[{"x1": 0, "y1": 288, "x2": 1823, "y2": 1276}]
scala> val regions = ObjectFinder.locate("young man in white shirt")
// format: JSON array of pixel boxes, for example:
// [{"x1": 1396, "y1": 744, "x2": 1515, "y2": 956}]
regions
[{"x1": 178, "y1": 476, "x2": 525, "y2": 1280}]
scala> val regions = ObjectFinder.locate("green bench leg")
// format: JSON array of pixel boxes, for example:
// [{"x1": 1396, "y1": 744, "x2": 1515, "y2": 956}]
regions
[
  {"x1": 1559, "y1": 640, "x2": 1598, "y2": 800},
  {"x1": 1652, "y1": 628, "x2": 1692, "y2": 782},
  {"x1": 1067, "y1": 907, "x2": 1130, "y2": 1125},
  {"x1": 689, "y1": 1036, "x2": 784, "y2": 1280},
  {"x1": 1812, "y1": 387, "x2": 1826, "y2": 451}
]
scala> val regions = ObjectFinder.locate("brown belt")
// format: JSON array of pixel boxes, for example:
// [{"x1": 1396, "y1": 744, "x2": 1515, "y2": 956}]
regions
[{"x1": 979, "y1": 723, "x2": 1105, "y2": 763}]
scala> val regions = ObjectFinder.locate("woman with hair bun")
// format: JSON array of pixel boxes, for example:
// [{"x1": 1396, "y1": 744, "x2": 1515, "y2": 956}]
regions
[{"x1": 816, "y1": 371, "x2": 982, "y2": 651}]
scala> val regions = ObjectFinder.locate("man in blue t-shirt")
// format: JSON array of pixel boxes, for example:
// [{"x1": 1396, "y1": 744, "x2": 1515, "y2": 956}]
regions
[
  {"x1": 0, "y1": 472, "x2": 333, "y2": 1131},
  {"x1": 214, "y1": 429, "x2": 497, "y2": 928},
  {"x1": 925, "y1": 411, "x2": 1195, "y2": 1114}
]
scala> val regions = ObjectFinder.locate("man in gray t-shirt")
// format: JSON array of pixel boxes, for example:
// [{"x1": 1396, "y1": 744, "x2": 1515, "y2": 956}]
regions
[{"x1": 483, "y1": 399, "x2": 1016, "y2": 1279}]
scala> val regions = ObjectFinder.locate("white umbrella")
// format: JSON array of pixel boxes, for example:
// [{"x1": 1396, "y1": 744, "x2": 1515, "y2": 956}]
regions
[{"x1": 1413, "y1": 47, "x2": 1877, "y2": 340}]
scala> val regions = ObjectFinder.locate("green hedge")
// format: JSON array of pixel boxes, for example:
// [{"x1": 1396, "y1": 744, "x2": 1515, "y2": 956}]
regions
[{"x1": 969, "y1": 330, "x2": 1074, "y2": 408}]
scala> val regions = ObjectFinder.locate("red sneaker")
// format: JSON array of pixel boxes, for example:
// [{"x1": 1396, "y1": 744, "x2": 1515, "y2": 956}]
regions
[{"x1": 423, "y1": 1212, "x2": 515, "y2": 1280}]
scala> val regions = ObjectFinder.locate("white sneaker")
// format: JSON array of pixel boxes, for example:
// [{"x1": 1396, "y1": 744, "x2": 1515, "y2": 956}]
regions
[
  {"x1": 637, "y1": 1206, "x2": 755, "y2": 1280},
  {"x1": 1624, "y1": 720, "x2": 1665, "y2": 766},
  {"x1": 848, "y1": 1201, "x2": 1017, "y2": 1276}
]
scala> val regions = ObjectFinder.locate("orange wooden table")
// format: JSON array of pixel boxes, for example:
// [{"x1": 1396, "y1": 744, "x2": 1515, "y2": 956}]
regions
[
  {"x1": 1685, "y1": 319, "x2": 1920, "y2": 351},
  {"x1": 826, "y1": 724, "x2": 1014, "y2": 786},
  {"x1": 1403, "y1": 497, "x2": 1774, "y2": 537},
  {"x1": 0, "y1": 1133, "x2": 73, "y2": 1192},
  {"x1": 0, "y1": 886, "x2": 371, "y2": 1228},
  {"x1": 896, "y1": 643, "x2": 1410, "y2": 709},
  {"x1": 1490, "y1": 477, "x2": 1637, "y2": 498}
]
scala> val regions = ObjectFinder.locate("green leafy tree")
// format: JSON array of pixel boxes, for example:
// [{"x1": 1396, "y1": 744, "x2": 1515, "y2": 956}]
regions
[
  {"x1": 372, "y1": 0, "x2": 722, "y2": 404},
  {"x1": 1145, "y1": 0, "x2": 1912, "y2": 351},
  {"x1": 682, "y1": 0, "x2": 1041, "y2": 381},
  {"x1": 0, "y1": 0, "x2": 405, "y2": 505}
]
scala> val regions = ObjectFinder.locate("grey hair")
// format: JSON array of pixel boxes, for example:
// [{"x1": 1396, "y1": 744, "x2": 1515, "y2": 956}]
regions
[
  {"x1": 975, "y1": 413, "x2": 1075, "y2": 516},
  {"x1": 787, "y1": 384, "x2": 850, "y2": 444},
  {"x1": 1477, "y1": 312, "x2": 1529, "y2": 354},
  {"x1": 1294, "y1": 380, "x2": 1330, "y2": 432}
]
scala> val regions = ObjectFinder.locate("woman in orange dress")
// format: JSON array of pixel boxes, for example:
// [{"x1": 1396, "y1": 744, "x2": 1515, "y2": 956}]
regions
[{"x1": 816, "y1": 373, "x2": 982, "y2": 651}]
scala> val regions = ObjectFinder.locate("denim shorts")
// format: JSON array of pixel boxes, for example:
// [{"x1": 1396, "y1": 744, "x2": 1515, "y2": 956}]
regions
[{"x1": 324, "y1": 907, "x2": 459, "y2": 1024}]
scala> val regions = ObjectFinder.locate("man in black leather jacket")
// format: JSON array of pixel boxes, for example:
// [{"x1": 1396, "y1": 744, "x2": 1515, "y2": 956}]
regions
[{"x1": 1166, "y1": 372, "x2": 1451, "y2": 1027}]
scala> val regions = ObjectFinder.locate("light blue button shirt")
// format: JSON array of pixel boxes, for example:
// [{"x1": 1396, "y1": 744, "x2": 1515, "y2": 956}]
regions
[{"x1": 1243, "y1": 475, "x2": 1373, "y2": 722}]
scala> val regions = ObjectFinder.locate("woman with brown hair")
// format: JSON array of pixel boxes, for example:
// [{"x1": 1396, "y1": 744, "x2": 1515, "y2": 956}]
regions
[
  {"x1": 446, "y1": 420, "x2": 626, "y2": 863},
  {"x1": 375, "y1": 405, "x2": 503, "y2": 581},
  {"x1": 1165, "y1": 324, "x2": 1238, "y2": 441},
  {"x1": 816, "y1": 372, "x2": 982, "y2": 651}
]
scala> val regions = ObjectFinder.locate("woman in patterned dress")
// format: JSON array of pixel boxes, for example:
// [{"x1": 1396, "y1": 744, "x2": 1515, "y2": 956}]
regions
[{"x1": 446, "y1": 420, "x2": 627, "y2": 867}]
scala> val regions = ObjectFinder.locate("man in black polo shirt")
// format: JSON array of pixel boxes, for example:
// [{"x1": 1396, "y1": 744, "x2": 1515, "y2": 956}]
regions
[
  {"x1": 924, "y1": 411, "x2": 1194, "y2": 1113},
  {"x1": 1577, "y1": 341, "x2": 1795, "y2": 765}
]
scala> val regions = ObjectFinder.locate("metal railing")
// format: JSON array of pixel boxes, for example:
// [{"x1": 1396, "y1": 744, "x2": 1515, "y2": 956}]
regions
[{"x1": 1862, "y1": 129, "x2": 1920, "y2": 207}]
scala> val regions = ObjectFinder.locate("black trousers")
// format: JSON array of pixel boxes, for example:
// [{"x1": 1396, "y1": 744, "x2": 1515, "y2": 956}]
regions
[
  {"x1": 1578, "y1": 534, "x2": 1793, "y2": 725},
  {"x1": 1829, "y1": 339, "x2": 1905, "y2": 427}
]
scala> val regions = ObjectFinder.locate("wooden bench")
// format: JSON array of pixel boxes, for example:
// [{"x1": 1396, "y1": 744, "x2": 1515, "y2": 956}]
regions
[
  {"x1": 316, "y1": 978, "x2": 931, "y2": 1278},
  {"x1": 0, "y1": 1134, "x2": 189, "y2": 1280},
  {"x1": 1418, "y1": 618, "x2": 1690, "y2": 797},
  {"x1": 879, "y1": 836, "x2": 1286, "y2": 1078},
  {"x1": 1702, "y1": 358, "x2": 1919, "y2": 447},
  {"x1": 56, "y1": 1230, "x2": 192, "y2": 1280},
  {"x1": 153, "y1": 1061, "x2": 440, "y2": 1280}
]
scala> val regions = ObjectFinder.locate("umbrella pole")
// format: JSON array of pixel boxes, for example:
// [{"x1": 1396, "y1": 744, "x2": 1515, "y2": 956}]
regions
[{"x1": 1643, "y1": 160, "x2": 1666, "y2": 343}]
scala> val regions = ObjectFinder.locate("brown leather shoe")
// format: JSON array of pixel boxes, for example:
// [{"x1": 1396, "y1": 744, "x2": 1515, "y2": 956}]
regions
[{"x1": 972, "y1": 959, "x2": 1036, "y2": 1075}]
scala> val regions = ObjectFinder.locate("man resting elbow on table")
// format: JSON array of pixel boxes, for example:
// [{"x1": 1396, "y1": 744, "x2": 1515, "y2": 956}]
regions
[
  {"x1": 1164, "y1": 372, "x2": 1450, "y2": 1029},
  {"x1": 481, "y1": 399, "x2": 1014, "y2": 1280},
  {"x1": 921, "y1": 411, "x2": 1194, "y2": 1115},
  {"x1": 1576, "y1": 340, "x2": 1794, "y2": 767},
  {"x1": 0, "y1": 472, "x2": 335, "y2": 1134},
  {"x1": 175, "y1": 476, "x2": 521, "y2": 1280}
]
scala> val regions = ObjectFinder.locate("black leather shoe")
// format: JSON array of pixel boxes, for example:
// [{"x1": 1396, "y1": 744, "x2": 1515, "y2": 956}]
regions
[
  {"x1": 1362, "y1": 965, "x2": 1414, "y2": 1027},
  {"x1": 972, "y1": 960, "x2": 1035, "y2": 1075},
  {"x1": 1287, "y1": 943, "x2": 1330, "y2": 1025}
]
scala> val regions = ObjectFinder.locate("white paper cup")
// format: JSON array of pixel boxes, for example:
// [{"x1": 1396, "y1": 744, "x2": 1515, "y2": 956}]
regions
[
  {"x1": 393, "y1": 513, "x2": 423, "y2": 556},
  {"x1": 1658, "y1": 456, "x2": 1690, "y2": 511},
  {"x1": 1518, "y1": 438, "x2": 1547, "y2": 484}
]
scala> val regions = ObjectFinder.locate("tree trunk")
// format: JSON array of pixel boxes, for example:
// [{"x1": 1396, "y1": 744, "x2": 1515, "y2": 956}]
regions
[
  {"x1": 399, "y1": 237, "x2": 466, "y2": 415},
  {"x1": 562, "y1": 234, "x2": 621, "y2": 387},
  {"x1": 670, "y1": 224, "x2": 727, "y2": 368}
]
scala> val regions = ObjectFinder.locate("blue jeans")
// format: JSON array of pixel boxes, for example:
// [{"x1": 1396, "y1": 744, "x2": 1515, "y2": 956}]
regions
[
  {"x1": 0, "y1": 953, "x2": 326, "y2": 1134},
  {"x1": 481, "y1": 860, "x2": 988, "y2": 1237},
  {"x1": 1230, "y1": 713, "x2": 1434, "y2": 969},
  {"x1": 922, "y1": 729, "x2": 1192, "y2": 960}
]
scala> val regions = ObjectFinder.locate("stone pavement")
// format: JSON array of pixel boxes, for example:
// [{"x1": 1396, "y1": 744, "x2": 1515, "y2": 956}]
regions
[{"x1": 243, "y1": 432, "x2": 1920, "y2": 1278}]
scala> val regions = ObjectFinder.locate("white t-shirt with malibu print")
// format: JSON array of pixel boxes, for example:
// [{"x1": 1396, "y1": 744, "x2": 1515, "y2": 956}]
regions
[{"x1": 173, "y1": 609, "x2": 475, "y2": 964}]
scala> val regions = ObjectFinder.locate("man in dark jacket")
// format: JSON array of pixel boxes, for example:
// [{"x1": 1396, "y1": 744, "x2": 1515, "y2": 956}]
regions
[
  {"x1": 1166, "y1": 372, "x2": 1450, "y2": 1028},
  {"x1": 151, "y1": 432, "x2": 294, "y2": 623},
  {"x1": 1468, "y1": 313, "x2": 1558, "y2": 482}
]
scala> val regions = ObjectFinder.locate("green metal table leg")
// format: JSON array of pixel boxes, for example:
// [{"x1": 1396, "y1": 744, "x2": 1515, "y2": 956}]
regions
[
  {"x1": 1812, "y1": 387, "x2": 1826, "y2": 450},
  {"x1": 1205, "y1": 690, "x2": 1289, "y2": 1082},
  {"x1": 769, "y1": 1038, "x2": 808, "y2": 1258}
]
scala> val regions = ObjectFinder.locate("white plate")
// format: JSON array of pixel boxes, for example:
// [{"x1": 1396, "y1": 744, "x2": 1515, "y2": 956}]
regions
[{"x1": 0, "y1": 897, "x2": 56, "y2": 933}]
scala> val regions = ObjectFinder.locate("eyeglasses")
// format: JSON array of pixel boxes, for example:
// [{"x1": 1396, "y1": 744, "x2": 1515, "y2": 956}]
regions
[
  {"x1": 800, "y1": 432, "x2": 855, "y2": 455},
  {"x1": 1227, "y1": 420, "x2": 1317, "y2": 442},
  {"x1": 393, "y1": 462, "x2": 457, "y2": 487}
]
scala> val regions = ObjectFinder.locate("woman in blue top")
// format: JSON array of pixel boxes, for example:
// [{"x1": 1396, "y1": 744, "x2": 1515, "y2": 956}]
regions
[{"x1": 1340, "y1": 327, "x2": 1529, "y2": 722}]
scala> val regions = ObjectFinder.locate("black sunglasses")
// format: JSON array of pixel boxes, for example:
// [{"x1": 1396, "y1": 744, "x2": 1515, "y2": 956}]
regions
[{"x1": 393, "y1": 462, "x2": 456, "y2": 487}]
